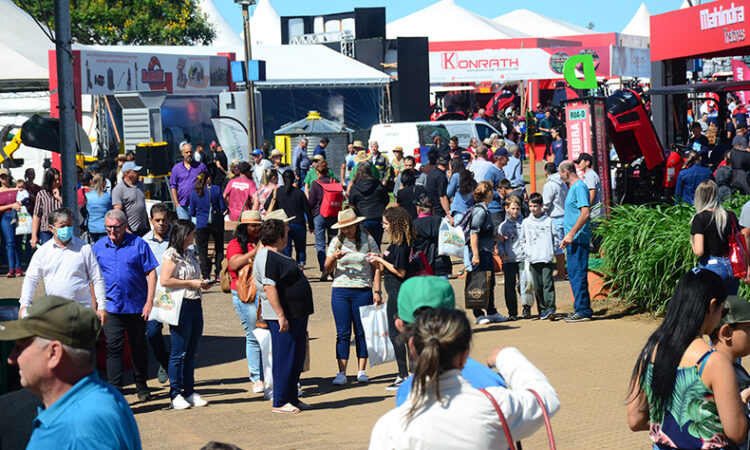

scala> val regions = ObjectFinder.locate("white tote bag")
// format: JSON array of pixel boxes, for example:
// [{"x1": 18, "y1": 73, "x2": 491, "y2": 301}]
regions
[
  {"x1": 519, "y1": 260, "x2": 535, "y2": 308},
  {"x1": 15, "y1": 208, "x2": 32, "y2": 235},
  {"x1": 253, "y1": 327, "x2": 273, "y2": 400},
  {"x1": 438, "y1": 218, "x2": 465, "y2": 258},
  {"x1": 148, "y1": 288, "x2": 185, "y2": 326},
  {"x1": 359, "y1": 304, "x2": 396, "y2": 367}
]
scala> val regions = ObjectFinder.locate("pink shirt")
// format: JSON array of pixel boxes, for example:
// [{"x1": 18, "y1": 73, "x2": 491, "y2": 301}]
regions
[{"x1": 223, "y1": 177, "x2": 257, "y2": 221}]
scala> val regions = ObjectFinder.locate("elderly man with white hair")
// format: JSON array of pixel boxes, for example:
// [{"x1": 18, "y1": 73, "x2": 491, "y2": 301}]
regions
[
  {"x1": 92, "y1": 209, "x2": 159, "y2": 401},
  {"x1": 169, "y1": 142, "x2": 207, "y2": 220}
]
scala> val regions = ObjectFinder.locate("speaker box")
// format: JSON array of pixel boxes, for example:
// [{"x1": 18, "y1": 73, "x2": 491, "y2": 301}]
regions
[
  {"x1": 393, "y1": 37, "x2": 429, "y2": 122},
  {"x1": 135, "y1": 142, "x2": 172, "y2": 177}
]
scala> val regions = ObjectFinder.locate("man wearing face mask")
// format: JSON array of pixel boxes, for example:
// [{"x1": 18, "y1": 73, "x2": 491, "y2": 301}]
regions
[{"x1": 19, "y1": 208, "x2": 107, "y2": 324}]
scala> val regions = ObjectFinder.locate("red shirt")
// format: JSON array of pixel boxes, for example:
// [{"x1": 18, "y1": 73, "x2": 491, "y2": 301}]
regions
[{"x1": 226, "y1": 238, "x2": 255, "y2": 291}]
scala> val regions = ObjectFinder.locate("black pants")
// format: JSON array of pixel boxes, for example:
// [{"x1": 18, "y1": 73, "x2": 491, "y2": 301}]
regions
[
  {"x1": 196, "y1": 222, "x2": 224, "y2": 279},
  {"x1": 385, "y1": 275, "x2": 410, "y2": 378},
  {"x1": 104, "y1": 313, "x2": 149, "y2": 393}
]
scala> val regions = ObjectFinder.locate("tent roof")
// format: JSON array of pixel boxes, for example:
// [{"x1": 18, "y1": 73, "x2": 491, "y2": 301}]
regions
[
  {"x1": 622, "y1": 3, "x2": 650, "y2": 37},
  {"x1": 196, "y1": 0, "x2": 244, "y2": 47},
  {"x1": 0, "y1": 0, "x2": 53, "y2": 91},
  {"x1": 274, "y1": 111, "x2": 353, "y2": 135},
  {"x1": 492, "y1": 9, "x2": 594, "y2": 38},
  {"x1": 387, "y1": 0, "x2": 527, "y2": 41},
  {"x1": 78, "y1": 44, "x2": 390, "y2": 87},
  {"x1": 248, "y1": 0, "x2": 281, "y2": 46}
]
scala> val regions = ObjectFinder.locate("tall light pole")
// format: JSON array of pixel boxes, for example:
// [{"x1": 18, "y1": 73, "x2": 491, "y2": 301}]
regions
[{"x1": 236, "y1": 0, "x2": 257, "y2": 152}]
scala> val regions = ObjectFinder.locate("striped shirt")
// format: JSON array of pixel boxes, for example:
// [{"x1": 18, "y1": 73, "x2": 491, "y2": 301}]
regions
[{"x1": 33, "y1": 189, "x2": 62, "y2": 230}]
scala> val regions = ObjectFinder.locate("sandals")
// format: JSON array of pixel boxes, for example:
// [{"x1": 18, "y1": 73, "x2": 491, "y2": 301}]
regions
[{"x1": 272, "y1": 403, "x2": 300, "y2": 414}]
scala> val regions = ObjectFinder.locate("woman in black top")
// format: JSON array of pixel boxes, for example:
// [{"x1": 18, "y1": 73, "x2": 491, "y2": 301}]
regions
[
  {"x1": 413, "y1": 195, "x2": 452, "y2": 277},
  {"x1": 690, "y1": 179, "x2": 740, "y2": 294},
  {"x1": 368, "y1": 206, "x2": 415, "y2": 390},
  {"x1": 349, "y1": 162, "x2": 389, "y2": 247},
  {"x1": 395, "y1": 169, "x2": 426, "y2": 220},
  {"x1": 265, "y1": 170, "x2": 313, "y2": 268}
]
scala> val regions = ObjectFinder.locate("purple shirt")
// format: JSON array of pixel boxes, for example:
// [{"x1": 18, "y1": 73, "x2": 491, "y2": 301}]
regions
[{"x1": 169, "y1": 160, "x2": 207, "y2": 206}]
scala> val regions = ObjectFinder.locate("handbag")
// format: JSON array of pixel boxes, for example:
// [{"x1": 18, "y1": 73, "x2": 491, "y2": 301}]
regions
[
  {"x1": 464, "y1": 269, "x2": 491, "y2": 309},
  {"x1": 359, "y1": 304, "x2": 396, "y2": 367},
  {"x1": 729, "y1": 214, "x2": 748, "y2": 279},
  {"x1": 148, "y1": 287, "x2": 185, "y2": 326},
  {"x1": 236, "y1": 263, "x2": 257, "y2": 303},
  {"x1": 478, "y1": 388, "x2": 557, "y2": 450},
  {"x1": 266, "y1": 187, "x2": 278, "y2": 213},
  {"x1": 219, "y1": 258, "x2": 232, "y2": 293}
]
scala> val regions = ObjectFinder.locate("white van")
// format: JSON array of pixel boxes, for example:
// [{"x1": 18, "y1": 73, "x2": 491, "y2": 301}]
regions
[{"x1": 369, "y1": 120, "x2": 503, "y2": 163}]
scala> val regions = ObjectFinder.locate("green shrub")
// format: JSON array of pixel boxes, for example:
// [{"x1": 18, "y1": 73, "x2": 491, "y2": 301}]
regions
[{"x1": 594, "y1": 195, "x2": 750, "y2": 315}]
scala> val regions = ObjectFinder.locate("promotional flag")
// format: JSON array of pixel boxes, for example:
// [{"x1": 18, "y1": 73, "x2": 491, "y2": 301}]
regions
[
  {"x1": 732, "y1": 59, "x2": 750, "y2": 105},
  {"x1": 211, "y1": 117, "x2": 249, "y2": 163}
]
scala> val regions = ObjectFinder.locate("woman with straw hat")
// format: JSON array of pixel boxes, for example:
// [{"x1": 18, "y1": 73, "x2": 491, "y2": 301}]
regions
[
  {"x1": 227, "y1": 210, "x2": 265, "y2": 394},
  {"x1": 324, "y1": 207, "x2": 382, "y2": 386}
]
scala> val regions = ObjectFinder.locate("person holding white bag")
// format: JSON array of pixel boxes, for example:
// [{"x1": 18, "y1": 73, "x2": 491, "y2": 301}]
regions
[
  {"x1": 324, "y1": 207, "x2": 382, "y2": 386},
  {"x1": 413, "y1": 195, "x2": 452, "y2": 278},
  {"x1": 160, "y1": 219, "x2": 211, "y2": 410}
]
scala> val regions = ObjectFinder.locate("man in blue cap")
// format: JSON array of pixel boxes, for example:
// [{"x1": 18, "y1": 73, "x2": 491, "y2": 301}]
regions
[
  {"x1": 251, "y1": 148, "x2": 272, "y2": 187},
  {"x1": 393, "y1": 276, "x2": 505, "y2": 406}
]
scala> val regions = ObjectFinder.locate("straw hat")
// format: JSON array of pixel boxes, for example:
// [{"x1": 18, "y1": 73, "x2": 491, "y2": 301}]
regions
[
  {"x1": 353, "y1": 150, "x2": 370, "y2": 164},
  {"x1": 270, "y1": 149, "x2": 283, "y2": 158},
  {"x1": 239, "y1": 210, "x2": 262, "y2": 224},
  {"x1": 352, "y1": 140, "x2": 365, "y2": 149},
  {"x1": 312, "y1": 154, "x2": 325, "y2": 162},
  {"x1": 331, "y1": 209, "x2": 366, "y2": 229},
  {"x1": 393, "y1": 146, "x2": 404, "y2": 153},
  {"x1": 265, "y1": 209, "x2": 295, "y2": 222}
]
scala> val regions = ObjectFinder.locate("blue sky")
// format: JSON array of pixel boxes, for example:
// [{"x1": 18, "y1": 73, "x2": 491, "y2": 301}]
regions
[{"x1": 215, "y1": 0, "x2": 690, "y2": 35}]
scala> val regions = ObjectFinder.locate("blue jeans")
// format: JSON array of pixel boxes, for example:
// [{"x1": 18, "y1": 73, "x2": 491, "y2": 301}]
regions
[
  {"x1": 176, "y1": 205, "x2": 191, "y2": 220},
  {"x1": 1, "y1": 212, "x2": 19, "y2": 271},
  {"x1": 146, "y1": 320, "x2": 170, "y2": 370},
  {"x1": 232, "y1": 290, "x2": 263, "y2": 382},
  {"x1": 331, "y1": 287, "x2": 372, "y2": 360},
  {"x1": 314, "y1": 215, "x2": 336, "y2": 271},
  {"x1": 168, "y1": 299, "x2": 203, "y2": 399},
  {"x1": 363, "y1": 219, "x2": 383, "y2": 248},
  {"x1": 552, "y1": 216, "x2": 565, "y2": 256},
  {"x1": 567, "y1": 243, "x2": 593, "y2": 317},
  {"x1": 699, "y1": 256, "x2": 739, "y2": 295},
  {"x1": 283, "y1": 223, "x2": 307, "y2": 265},
  {"x1": 267, "y1": 315, "x2": 309, "y2": 407}
]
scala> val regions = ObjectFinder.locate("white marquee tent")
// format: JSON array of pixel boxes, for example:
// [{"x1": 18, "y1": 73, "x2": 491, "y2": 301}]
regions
[
  {"x1": 492, "y1": 9, "x2": 594, "y2": 38},
  {"x1": 196, "y1": 0, "x2": 244, "y2": 48},
  {"x1": 386, "y1": 0, "x2": 528, "y2": 41},
  {"x1": 622, "y1": 3, "x2": 651, "y2": 37},
  {"x1": 247, "y1": 0, "x2": 282, "y2": 46},
  {"x1": 0, "y1": 0, "x2": 53, "y2": 92}
]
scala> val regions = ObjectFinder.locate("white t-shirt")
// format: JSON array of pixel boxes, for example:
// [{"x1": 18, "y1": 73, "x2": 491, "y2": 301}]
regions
[{"x1": 583, "y1": 169, "x2": 603, "y2": 220}]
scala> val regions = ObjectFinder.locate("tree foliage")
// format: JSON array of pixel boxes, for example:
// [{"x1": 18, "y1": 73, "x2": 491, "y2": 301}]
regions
[{"x1": 14, "y1": 0, "x2": 216, "y2": 45}]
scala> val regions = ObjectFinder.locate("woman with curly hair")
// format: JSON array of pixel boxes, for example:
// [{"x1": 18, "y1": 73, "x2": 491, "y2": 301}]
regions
[{"x1": 368, "y1": 206, "x2": 415, "y2": 391}]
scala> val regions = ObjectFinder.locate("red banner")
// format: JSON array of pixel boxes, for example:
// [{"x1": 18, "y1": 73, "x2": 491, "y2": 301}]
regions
[
  {"x1": 565, "y1": 101, "x2": 592, "y2": 178},
  {"x1": 732, "y1": 59, "x2": 750, "y2": 105},
  {"x1": 593, "y1": 103, "x2": 611, "y2": 218},
  {"x1": 651, "y1": 0, "x2": 750, "y2": 61}
]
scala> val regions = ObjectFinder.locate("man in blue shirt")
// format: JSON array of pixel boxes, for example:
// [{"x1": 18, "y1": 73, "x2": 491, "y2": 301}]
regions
[
  {"x1": 469, "y1": 145, "x2": 507, "y2": 227},
  {"x1": 292, "y1": 137, "x2": 311, "y2": 187},
  {"x1": 559, "y1": 161, "x2": 593, "y2": 322},
  {"x1": 393, "y1": 276, "x2": 505, "y2": 406},
  {"x1": 675, "y1": 151, "x2": 714, "y2": 205},
  {"x1": 0, "y1": 295, "x2": 141, "y2": 449},
  {"x1": 313, "y1": 137, "x2": 329, "y2": 160},
  {"x1": 92, "y1": 209, "x2": 158, "y2": 400},
  {"x1": 505, "y1": 144, "x2": 524, "y2": 188},
  {"x1": 142, "y1": 203, "x2": 171, "y2": 384}
]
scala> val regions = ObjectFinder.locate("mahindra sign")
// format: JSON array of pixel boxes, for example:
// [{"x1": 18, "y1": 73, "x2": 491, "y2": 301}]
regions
[{"x1": 699, "y1": 2, "x2": 744, "y2": 30}]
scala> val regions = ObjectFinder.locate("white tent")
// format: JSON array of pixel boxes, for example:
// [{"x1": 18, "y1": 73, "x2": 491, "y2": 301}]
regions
[
  {"x1": 248, "y1": 0, "x2": 281, "y2": 46},
  {"x1": 622, "y1": 3, "x2": 651, "y2": 37},
  {"x1": 680, "y1": 0, "x2": 692, "y2": 8},
  {"x1": 196, "y1": 0, "x2": 244, "y2": 47},
  {"x1": 387, "y1": 0, "x2": 527, "y2": 41},
  {"x1": 0, "y1": 0, "x2": 53, "y2": 91},
  {"x1": 493, "y1": 9, "x2": 594, "y2": 38}
]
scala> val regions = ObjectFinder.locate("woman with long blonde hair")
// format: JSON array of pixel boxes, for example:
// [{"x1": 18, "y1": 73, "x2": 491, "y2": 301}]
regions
[{"x1": 84, "y1": 173, "x2": 113, "y2": 242}]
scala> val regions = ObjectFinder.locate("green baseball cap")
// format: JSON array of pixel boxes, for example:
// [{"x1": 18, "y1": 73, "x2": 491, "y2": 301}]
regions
[
  {"x1": 0, "y1": 296, "x2": 101, "y2": 349},
  {"x1": 720, "y1": 295, "x2": 750, "y2": 328},
  {"x1": 397, "y1": 276, "x2": 455, "y2": 323}
]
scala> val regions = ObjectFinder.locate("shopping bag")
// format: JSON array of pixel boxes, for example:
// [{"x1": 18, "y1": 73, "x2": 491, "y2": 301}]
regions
[
  {"x1": 519, "y1": 260, "x2": 534, "y2": 308},
  {"x1": 253, "y1": 327, "x2": 273, "y2": 400},
  {"x1": 465, "y1": 270, "x2": 492, "y2": 309},
  {"x1": 15, "y1": 208, "x2": 32, "y2": 235},
  {"x1": 729, "y1": 215, "x2": 748, "y2": 278},
  {"x1": 438, "y1": 218, "x2": 465, "y2": 258},
  {"x1": 148, "y1": 288, "x2": 184, "y2": 326},
  {"x1": 359, "y1": 304, "x2": 395, "y2": 367}
]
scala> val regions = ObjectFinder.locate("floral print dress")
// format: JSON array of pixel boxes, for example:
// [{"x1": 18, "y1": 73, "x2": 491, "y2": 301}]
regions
[{"x1": 643, "y1": 350, "x2": 729, "y2": 449}]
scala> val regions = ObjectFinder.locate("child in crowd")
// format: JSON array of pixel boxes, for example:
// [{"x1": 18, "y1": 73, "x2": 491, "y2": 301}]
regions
[
  {"x1": 498, "y1": 195, "x2": 526, "y2": 319},
  {"x1": 520, "y1": 193, "x2": 557, "y2": 320},
  {"x1": 709, "y1": 294, "x2": 750, "y2": 449}
]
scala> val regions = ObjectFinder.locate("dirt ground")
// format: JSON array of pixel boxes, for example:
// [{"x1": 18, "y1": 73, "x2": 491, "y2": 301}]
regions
[{"x1": 3, "y1": 263, "x2": 659, "y2": 449}]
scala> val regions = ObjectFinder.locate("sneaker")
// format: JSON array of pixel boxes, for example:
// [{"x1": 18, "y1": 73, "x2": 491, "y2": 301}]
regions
[
  {"x1": 171, "y1": 394, "x2": 190, "y2": 410},
  {"x1": 357, "y1": 371, "x2": 369, "y2": 383},
  {"x1": 522, "y1": 306, "x2": 531, "y2": 319},
  {"x1": 507, "y1": 315, "x2": 517, "y2": 322},
  {"x1": 14, "y1": 269, "x2": 24, "y2": 277},
  {"x1": 185, "y1": 392, "x2": 208, "y2": 407},
  {"x1": 486, "y1": 313, "x2": 509, "y2": 323},
  {"x1": 332, "y1": 372, "x2": 348, "y2": 386},
  {"x1": 475, "y1": 315, "x2": 490, "y2": 325},
  {"x1": 137, "y1": 391, "x2": 152, "y2": 402},
  {"x1": 385, "y1": 376, "x2": 405, "y2": 391},
  {"x1": 539, "y1": 310, "x2": 551, "y2": 320},
  {"x1": 252, "y1": 380, "x2": 265, "y2": 393},
  {"x1": 157, "y1": 365, "x2": 168, "y2": 383},
  {"x1": 564, "y1": 313, "x2": 592, "y2": 323}
]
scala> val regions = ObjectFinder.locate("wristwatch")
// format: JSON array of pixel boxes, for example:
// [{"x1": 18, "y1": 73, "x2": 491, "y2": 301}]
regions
[{"x1": 374, "y1": 290, "x2": 382, "y2": 294}]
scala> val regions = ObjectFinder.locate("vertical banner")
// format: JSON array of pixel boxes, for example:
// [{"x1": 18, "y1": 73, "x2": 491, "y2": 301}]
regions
[
  {"x1": 732, "y1": 59, "x2": 750, "y2": 105},
  {"x1": 593, "y1": 102, "x2": 611, "y2": 218},
  {"x1": 211, "y1": 117, "x2": 249, "y2": 163},
  {"x1": 565, "y1": 100, "x2": 592, "y2": 177}
]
